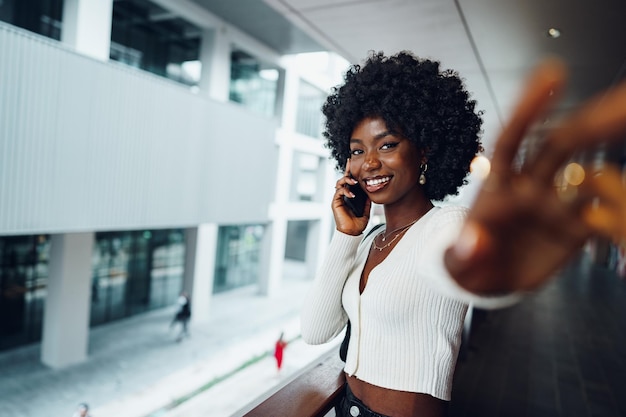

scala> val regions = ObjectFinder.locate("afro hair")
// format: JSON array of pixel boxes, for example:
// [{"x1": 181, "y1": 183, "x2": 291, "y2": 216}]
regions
[{"x1": 322, "y1": 51, "x2": 483, "y2": 201}]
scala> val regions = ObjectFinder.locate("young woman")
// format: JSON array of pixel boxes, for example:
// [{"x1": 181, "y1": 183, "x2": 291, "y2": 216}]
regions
[{"x1": 301, "y1": 51, "x2": 626, "y2": 417}]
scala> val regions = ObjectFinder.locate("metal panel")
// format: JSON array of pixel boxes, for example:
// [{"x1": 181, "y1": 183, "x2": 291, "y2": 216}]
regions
[{"x1": 0, "y1": 23, "x2": 278, "y2": 235}]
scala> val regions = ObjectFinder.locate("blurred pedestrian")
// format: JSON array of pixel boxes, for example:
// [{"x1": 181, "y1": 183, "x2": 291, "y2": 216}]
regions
[
  {"x1": 72, "y1": 403, "x2": 91, "y2": 417},
  {"x1": 273, "y1": 332, "x2": 287, "y2": 373},
  {"x1": 170, "y1": 291, "x2": 191, "y2": 342}
]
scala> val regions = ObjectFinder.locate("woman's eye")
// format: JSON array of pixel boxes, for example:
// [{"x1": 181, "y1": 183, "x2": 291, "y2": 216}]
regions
[
  {"x1": 381, "y1": 142, "x2": 398, "y2": 150},
  {"x1": 350, "y1": 149, "x2": 364, "y2": 155}
]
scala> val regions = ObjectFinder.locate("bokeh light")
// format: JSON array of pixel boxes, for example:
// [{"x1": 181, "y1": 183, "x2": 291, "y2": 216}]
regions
[
  {"x1": 470, "y1": 155, "x2": 491, "y2": 180},
  {"x1": 563, "y1": 162, "x2": 585, "y2": 186}
]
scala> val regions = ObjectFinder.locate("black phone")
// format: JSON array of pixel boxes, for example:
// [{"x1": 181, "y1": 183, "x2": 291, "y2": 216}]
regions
[{"x1": 343, "y1": 182, "x2": 368, "y2": 217}]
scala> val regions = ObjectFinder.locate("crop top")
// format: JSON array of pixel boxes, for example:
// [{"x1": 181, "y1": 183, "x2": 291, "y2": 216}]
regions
[{"x1": 300, "y1": 205, "x2": 521, "y2": 400}]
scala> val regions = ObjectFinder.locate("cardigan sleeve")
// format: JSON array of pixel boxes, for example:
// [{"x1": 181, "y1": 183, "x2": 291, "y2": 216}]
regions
[
  {"x1": 418, "y1": 206, "x2": 525, "y2": 309},
  {"x1": 300, "y1": 231, "x2": 363, "y2": 344}
]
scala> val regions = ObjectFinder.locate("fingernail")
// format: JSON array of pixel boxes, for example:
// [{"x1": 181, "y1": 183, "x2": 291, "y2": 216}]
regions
[{"x1": 453, "y1": 222, "x2": 480, "y2": 261}]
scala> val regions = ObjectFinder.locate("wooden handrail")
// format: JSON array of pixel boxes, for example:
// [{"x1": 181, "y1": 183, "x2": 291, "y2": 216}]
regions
[{"x1": 242, "y1": 349, "x2": 346, "y2": 417}]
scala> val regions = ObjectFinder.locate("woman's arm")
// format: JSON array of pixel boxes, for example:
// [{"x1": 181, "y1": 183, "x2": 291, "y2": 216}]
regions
[
  {"x1": 300, "y1": 231, "x2": 362, "y2": 344},
  {"x1": 418, "y1": 205, "x2": 524, "y2": 309},
  {"x1": 302, "y1": 159, "x2": 374, "y2": 343}
]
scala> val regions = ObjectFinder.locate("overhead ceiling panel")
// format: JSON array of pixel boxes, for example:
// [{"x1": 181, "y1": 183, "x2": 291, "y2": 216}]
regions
[
  {"x1": 189, "y1": 0, "x2": 327, "y2": 54},
  {"x1": 263, "y1": 0, "x2": 626, "y2": 152},
  {"x1": 134, "y1": 0, "x2": 620, "y2": 162}
]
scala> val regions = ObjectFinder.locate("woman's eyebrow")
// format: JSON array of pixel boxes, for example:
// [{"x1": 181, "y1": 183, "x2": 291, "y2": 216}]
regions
[
  {"x1": 349, "y1": 131, "x2": 395, "y2": 143},
  {"x1": 374, "y1": 131, "x2": 395, "y2": 140}
]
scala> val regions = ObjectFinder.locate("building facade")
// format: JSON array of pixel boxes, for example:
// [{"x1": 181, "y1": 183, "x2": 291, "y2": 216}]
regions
[{"x1": 0, "y1": 0, "x2": 346, "y2": 367}]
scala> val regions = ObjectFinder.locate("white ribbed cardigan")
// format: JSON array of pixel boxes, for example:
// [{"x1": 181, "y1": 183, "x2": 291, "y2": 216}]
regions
[{"x1": 301, "y1": 205, "x2": 520, "y2": 400}]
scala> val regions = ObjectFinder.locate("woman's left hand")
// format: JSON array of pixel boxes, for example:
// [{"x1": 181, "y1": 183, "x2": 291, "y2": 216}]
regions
[{"x1": 444, "y1": 58, "x2": 626, "y2": 295}]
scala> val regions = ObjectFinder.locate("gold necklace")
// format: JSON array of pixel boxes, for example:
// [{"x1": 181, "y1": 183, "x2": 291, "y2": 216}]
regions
[{"x1": 372, "y1": 219, "x2": 418, "y2": 251}]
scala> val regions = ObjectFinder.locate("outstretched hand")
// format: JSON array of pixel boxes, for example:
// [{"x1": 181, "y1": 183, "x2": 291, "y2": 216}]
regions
[{"x1": 444, "y1": 58, "x2": 626, "y2": 294}]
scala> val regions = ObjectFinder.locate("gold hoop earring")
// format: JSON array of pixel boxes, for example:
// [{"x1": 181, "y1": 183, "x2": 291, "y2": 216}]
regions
[{"x1": 419, "y1": 163, "x2": 428, "y2": 185}]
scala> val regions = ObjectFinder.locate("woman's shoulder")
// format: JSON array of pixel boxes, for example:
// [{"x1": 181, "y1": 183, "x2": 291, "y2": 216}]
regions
[{"x1": 428, "y1": 204, "x2": 468, "y2": 224}]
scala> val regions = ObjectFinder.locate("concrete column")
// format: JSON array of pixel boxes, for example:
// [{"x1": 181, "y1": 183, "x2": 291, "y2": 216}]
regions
[
  {"x1": 62, "y1": 0, "x2": 113, "y2": 61},
  {"x1": 305, "y1": 220, "x2": 321, "y2": 280},
  {"x1": 280, "y1": 67, "x2": 300, "y2": 132},
  {"x1": 261, "y1": 131, "x2": 295, "y2": 296},
  {"x1": 314, "y1": 162, "x2": 338, "y2": 270},
  {"x1": 198, "y1": 26, "x2": 231, "y2": 101},
  {"x1": 41, "y1": 232, "x2": 94, "y2": 368},
  {"x1": 184, "y1": 224, "x2": 218, "y2": 324},
  {"x1": 257, "y1": 220, "x2": 287, "y2": 296}
]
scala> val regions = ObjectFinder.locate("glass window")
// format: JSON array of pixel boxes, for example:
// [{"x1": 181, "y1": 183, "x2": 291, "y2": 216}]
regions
[
  {"x1": 90, "y1": 232, "x2": 131, "y2": 325},
  {"x1": 149, "y1": 230, "x2": 185, "y2": 310},
  {"x1": 285, "y1": 221, "x2": 309, "y2": 262},
  {"x1": 296, "y1": 80, "x2": 325, "y2": 138},
  {"x1": 289, "y1": 152, "x2": 324, "y2": 202},
  {"x1": 229, "y1": 49, "x2": 281, "y2": 118},
  {"x1": 110, "y1": 0, "x2": 202, "y2": 87},
  {"x1": 213, "y1": 225, "x2": 264, "y2": 294},
  {"x1": 90, "y1": 228, "x2": 185, "y2": 326},
  {"x1": 0, "y1": 229, "x2": 185, "y2": 350},
  {"x1": 0, "y1": 235, "x2": 50, "y2": 352},
  {"x1": 0, "y1": 0, "x2": 63, "y2": 40}
]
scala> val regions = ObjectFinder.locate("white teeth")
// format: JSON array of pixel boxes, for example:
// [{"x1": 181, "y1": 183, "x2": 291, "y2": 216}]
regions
[{"x1": 366, "y1": 177, "x2": 390, "y2": 186}]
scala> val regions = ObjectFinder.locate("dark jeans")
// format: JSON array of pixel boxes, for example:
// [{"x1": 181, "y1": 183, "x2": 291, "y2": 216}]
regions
[{"x1": 335, "y1": 384, "x2": 391, "y2": 417}]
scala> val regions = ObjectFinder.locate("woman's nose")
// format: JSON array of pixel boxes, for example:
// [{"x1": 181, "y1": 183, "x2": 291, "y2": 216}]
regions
[{"x1": 362, "y1": 152, "x2": 381, "y2": 171}]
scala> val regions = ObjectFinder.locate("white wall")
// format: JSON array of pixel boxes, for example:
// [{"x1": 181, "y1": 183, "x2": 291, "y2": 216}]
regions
[{"x1": 0, "y1": 23, "x2": 278, "y2": 235}]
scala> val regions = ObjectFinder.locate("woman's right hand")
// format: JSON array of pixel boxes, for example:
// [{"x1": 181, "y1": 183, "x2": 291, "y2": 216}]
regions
[{"x1": 332, "y1": 159, "x2": 372, "y2": 235}]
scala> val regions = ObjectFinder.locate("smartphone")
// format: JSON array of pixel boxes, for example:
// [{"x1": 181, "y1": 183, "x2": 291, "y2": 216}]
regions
[{"x1": 343, "y1": 182, "x2": 368, "y2": 217}]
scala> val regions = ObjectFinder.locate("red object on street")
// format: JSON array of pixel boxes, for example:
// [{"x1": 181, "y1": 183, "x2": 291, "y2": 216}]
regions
[{"x1": 274, "y1": 335, "x2": 287, "y2": 370}]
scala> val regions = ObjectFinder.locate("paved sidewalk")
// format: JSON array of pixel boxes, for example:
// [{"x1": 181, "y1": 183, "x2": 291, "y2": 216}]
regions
[
  {"x1": 0, "y1": 265, "x2": 334, "y2": 417},
  {"x1": 160, "y1": 335, "x2": 341, "y2": 417}
]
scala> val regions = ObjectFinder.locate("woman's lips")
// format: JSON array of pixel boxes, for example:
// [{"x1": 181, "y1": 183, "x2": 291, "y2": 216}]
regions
[{"x1": 364, "y1": 176, "x2": 391, "y2": 193}]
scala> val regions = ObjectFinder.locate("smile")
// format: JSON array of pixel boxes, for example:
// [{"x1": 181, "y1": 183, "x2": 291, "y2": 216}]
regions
[
  {"x1": 366, "y1": 176, "x2": 391, "y2": 186},
  {"x1": 364, "y1": 176, "x2": 391, "y2": 192}
]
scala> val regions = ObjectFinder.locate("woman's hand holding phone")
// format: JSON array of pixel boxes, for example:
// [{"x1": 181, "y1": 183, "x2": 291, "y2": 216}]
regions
[{"x1": 333, "y1": 159, "x2": 371, "y2": 236}]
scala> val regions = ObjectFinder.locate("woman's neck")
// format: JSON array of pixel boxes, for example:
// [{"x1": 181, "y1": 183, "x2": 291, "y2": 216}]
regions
[{"x1": 383, "y1": 198, "x2": 434, "y2": 231}]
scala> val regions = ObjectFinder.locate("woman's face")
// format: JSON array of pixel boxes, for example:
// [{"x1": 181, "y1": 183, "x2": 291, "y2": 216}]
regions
[{"x1": 349, "y1": 117, "x2": 425, "y2": 207}]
